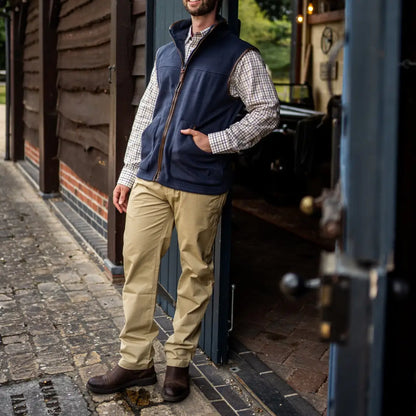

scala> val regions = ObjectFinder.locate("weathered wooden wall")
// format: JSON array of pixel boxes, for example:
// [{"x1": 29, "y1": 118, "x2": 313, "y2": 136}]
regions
[
  {"x1": 22, "y1": 1, "x2": 39, "y2": 151},
  {"x1": 132, "y1": 0, "x2": 147, "y2": 105},
  {"x1": 56, "y1": 0, "x2": 111, "y2": 193}
]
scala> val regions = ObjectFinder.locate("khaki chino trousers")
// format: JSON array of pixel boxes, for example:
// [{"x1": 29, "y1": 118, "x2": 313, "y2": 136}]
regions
[{"x1": 118, "y1": 178, "x2": 227, "y2": 370}]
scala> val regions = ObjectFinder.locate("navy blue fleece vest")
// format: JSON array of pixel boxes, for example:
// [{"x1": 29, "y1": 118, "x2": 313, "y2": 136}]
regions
[{"x1": 137, "y1": 19, "x2": 253, "y2": 195}]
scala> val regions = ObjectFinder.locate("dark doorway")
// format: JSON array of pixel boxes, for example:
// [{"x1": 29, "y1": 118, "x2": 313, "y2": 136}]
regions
[{"x1": 229, "y1": 184, "x2": 330, "y2": 413}]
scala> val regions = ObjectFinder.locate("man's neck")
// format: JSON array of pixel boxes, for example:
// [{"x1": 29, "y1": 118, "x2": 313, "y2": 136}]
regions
[{"x1": 191, "y1": 13, "x2": 217, "y2": 33}]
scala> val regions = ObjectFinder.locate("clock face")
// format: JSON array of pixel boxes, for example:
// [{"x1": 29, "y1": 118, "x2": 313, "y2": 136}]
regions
[{"x1": 321, "y1": 26, "x2": 333, "y2": 54}]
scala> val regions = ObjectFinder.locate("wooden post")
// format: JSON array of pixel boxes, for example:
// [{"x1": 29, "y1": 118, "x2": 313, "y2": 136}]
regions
[
  {"x1": 106, "y1": 0, "x2": 135, "y2": 276},
  {"x1": 291, "y1": 0, "x2": 303, "y2": 84},
  {"x1": 9, "y1": 4, "x2": 26, "y2": 161},
  {"x1": 301, "y1": 43, "x2": 312, "y2": 84},
  {"x1": 38, "y1": 0, "x2": 60, "y2": 195}
]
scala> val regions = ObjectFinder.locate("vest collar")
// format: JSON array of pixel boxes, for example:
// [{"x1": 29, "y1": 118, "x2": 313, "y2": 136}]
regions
[{"x1": 169, "y1": 17, "x2": 228, "y2": 62}]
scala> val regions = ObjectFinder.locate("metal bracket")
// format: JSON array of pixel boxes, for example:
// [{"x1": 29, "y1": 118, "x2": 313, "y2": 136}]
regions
[
  {"x1": 319, "y1": 274, "x2": 350, "y2": 343},
  {"x1": 318, "y1": 251, "x2": 377, "y2": 343},
  {"x1": 228, "y1": 284, "x2": 236, "y2": 333},
  {"x1": 108, "y1": 65, "x2": 116, "y2": 84},
  {"x1": 320, "y1": 251, "x2": 370, "y2": 280}
]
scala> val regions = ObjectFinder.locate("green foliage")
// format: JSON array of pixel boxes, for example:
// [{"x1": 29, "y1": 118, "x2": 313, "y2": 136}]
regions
[
  {"x1": 0, "y1": 15, "x2": 6, "y2": 70},
  {"x1": 0, "y1": 84, "x2": 5, "y2": 104},
  {"x1": 255, "y1": 0, "x2": 292, "y2": 20},
  {"x1": 239, "y1": 0, "x2": 291, "y2": 81}
]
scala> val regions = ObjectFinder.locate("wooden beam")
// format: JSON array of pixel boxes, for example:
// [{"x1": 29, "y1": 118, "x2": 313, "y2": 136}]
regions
[
  {"x1": 307, "y1": 9, "x2": 345, "y2": 25},
  {"x1": 293, "y1": 0, "x2": 303, "y2": 84},
  {"x1": 17, "y1": 1, "x2": 28, "y2": 43},
  {"x1": 49, "y1": 0, "x2": 60, "y2": 28},
  {"x1": 10, "y1": 6, "x2": 25, "y2": 161},
  {"x1": 133, "y1": 0, "x2": 146, "y2": 15},
  {"x1": 107, "y1": 0, "x2": 135, "y2": 270},
  {"x1": 39, "y1": 0, "x2": 59, "y2": 194},
  {"x1": 58, "y1": 139, "x2": 108, "y2": 193},
  {"x1": 301, "y1": 43, "x2": 312, "y2": 84}
]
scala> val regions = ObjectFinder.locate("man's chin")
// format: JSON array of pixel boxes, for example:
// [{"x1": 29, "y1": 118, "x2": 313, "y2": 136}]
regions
[{"x1": 184, "y1": 0, "x2": 217, "y2": 16}]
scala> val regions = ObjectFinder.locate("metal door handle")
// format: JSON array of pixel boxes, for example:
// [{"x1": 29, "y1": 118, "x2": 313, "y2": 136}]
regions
[{"x1": 280, "y1": 273, "x2": 320, "y2": 298}]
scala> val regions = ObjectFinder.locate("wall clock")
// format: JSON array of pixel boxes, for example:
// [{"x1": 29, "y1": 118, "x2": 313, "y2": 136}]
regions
[{"x1": 321, "y1": 26, "x2": 333, "y2": 54}]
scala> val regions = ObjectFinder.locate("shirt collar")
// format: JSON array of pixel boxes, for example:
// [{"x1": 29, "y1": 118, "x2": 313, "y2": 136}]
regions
[{"x1": 185, "y1": 25, "x2": 214, "y2": 44}]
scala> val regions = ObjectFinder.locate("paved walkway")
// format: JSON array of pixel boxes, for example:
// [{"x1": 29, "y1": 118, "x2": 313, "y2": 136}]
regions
[
  {"x1": 0, "y1": 106, "x2": 273, "y2": 415},
  {"x1": 0, "y1": 104, "x2": 328, "y2": 415}
]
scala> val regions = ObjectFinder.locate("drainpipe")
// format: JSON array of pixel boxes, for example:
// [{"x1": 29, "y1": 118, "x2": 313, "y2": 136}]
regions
[{"x1": 1, "y1": 8, "x2": 10, "y2": 160}]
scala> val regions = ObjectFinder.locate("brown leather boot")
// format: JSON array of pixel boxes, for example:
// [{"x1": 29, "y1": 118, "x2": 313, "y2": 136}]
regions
[
  {"x1": 87, "y1": 364, "x2": 157, "y2": 394},
  {"x1": 162, "y1": 365, "x2": 190, "y2": 402}
]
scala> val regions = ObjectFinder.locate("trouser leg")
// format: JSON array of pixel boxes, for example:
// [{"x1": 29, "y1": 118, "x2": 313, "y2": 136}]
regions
[
  {"x1": 119, "y1": 179, "x2": 174, "y2": 370},
  {"x1": 164, "y1": 190, "x2": 227, "y2": 367}
]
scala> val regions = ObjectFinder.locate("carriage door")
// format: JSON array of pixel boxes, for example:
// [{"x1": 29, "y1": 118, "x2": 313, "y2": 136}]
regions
[
  {"x1": 146, "y1": 0, "x2": 239, "y2": 365},
  {"x1": 326, "y1": 0, "x2": 405, "y2": 414}
]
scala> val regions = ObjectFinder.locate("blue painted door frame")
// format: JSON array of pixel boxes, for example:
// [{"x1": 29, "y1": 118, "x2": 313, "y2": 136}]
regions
[
  {"x1": 145, "y1": 0, "x2": 238, "y2": 365},
  {"x1": 328, "y1": 0, "x2": 402, "y2": 415}
]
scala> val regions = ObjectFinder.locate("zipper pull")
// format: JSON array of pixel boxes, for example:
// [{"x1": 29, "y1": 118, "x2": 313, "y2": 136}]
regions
[
  {"x1": 175, "y1": 68, "x2": 186, "y2": 93},
  {"x1": 179, "y1": 67, "x2": 186, "y2": 82}
]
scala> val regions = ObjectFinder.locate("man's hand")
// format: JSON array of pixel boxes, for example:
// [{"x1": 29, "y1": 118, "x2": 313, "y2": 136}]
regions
[
  {"x1": 113, "y1": 184, "x2": 131, "y2": 214},
  {"x1": 181, "y1": 128, "x2": 212, "y2": 153}
]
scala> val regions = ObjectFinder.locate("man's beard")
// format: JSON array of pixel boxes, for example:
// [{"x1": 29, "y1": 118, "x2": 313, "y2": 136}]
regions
[{"x1": 183, "y1": 0, "x2": 218, "y2": 16}]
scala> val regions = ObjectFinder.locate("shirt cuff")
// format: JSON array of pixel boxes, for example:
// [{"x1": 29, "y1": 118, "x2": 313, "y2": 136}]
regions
[
  {"x1": 208, "y1": 131, "x2": 232, "y2": 154},
  {"x1": 117, "y1": 168, "x2": 137, "y2": 188}
]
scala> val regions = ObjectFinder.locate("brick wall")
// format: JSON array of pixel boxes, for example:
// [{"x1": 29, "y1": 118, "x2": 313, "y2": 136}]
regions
[
  {"x1": 23, "y1": 142, "x2": 109, "y2": 239},
  {"x1": 25, "y1": 141, "x2": 40, "y2": 167},
  {"x1": 59, "y1": 162, "x2": 109, "y2": 238}
]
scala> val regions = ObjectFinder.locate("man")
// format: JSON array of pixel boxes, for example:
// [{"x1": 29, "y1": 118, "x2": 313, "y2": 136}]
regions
[{"x1": 87, "y1": 0, "x2": 279, "y2": 402}]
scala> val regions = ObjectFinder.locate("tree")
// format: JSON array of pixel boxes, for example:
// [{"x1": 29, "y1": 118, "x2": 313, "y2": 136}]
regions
[
  {"x1": 0, "y1": 16, "x2": 5, "y2": 69},
  {"x1": 239, "y1": 0, "x2": 291, "y2": 81},
  {"x1": 255, "y1": 0, "x2": 292, "y2": 20},
  {"x1": 0, "y1": 1, "x2": 8, "y2": 70}
]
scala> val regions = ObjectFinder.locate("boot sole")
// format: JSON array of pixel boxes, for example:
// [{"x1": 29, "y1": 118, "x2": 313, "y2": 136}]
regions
[
  {"x1": 162, "y1": 388, "x2": 190, "y2": 403},
  {"x1": 87, "y1": 374, "x2": 157, "y2": 394}
]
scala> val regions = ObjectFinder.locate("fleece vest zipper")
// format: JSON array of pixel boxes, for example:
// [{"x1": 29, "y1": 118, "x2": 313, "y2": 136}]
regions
[{"x1": 153, "y1": 22, "x2": 220, "y2": 181}]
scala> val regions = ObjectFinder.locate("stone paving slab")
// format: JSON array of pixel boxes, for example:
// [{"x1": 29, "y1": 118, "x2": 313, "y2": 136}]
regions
[
  {"x1": 0, "y1": 139, "x2": 271, "y2": 414},
  {"x1": 0, "y1": 375, "x2": 89, "y2": 416}
]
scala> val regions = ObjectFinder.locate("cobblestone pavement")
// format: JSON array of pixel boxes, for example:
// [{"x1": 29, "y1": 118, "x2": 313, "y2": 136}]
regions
[
  {"x1": 0, "y1": 160, "x2": 223, "y2": 415},
  {"x1": 0, "y1": 107, "x2": 271, "y2": 415}
]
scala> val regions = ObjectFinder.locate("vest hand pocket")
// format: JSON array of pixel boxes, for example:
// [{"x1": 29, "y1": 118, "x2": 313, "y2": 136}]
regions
[{"x1": 181, "y1": 128, "x2": 212, "y2": 154}]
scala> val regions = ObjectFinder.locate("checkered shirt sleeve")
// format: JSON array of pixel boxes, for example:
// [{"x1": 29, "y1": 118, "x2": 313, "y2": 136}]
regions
[
  {"x1": 117, "y1": 65, "x2": 158, "y2": 188},
  {"x1": 209, "y1": 49, "x2": 280, "y2": 154}
]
